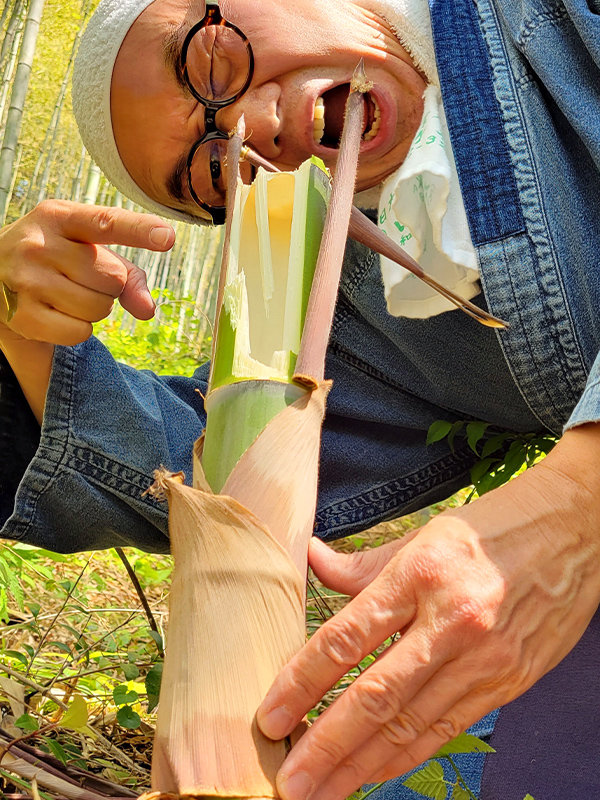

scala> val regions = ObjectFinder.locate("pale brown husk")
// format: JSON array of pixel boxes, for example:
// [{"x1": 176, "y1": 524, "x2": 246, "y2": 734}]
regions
[{"x1": 147, "y1": 384, "x2": 329, "y2": 799}]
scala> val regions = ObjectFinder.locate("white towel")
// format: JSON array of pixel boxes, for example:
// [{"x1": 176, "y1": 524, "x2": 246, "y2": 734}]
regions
[{"x1": 363, "y1": 0, "x2": 480, "y2": 318}]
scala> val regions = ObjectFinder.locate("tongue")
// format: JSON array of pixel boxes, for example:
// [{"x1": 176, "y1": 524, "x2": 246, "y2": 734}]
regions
[{"x1": 323, "y1": 84, "x2": 351, "y2": 145}]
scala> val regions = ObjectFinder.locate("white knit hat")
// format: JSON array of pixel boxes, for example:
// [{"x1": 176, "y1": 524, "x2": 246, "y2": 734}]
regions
[{"x1": 72, "y1": 0, "x2": 203, "y2": 224}]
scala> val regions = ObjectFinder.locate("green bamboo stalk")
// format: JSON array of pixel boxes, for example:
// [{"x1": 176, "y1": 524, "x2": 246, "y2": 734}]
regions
[{"x1": 0, "y1": 0, "x2": 46, "y2": 224}]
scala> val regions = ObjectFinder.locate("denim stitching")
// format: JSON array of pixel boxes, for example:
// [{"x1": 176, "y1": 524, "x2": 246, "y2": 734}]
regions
[
  {"x1": 475, "y1": 0, "x2": 587, "y2": 431},
  {"x1": 517, "y1": 5, "x2": 570, "y2": 49},
  {"x1": 10, "y1": 347, "x2": 75, "y2": 541},
  {"x1": 315, "y1": 446, "x2": 475, "y2": 536}
]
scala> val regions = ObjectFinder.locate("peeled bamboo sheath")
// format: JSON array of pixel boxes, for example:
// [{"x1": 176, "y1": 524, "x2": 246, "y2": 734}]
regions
[{"x1": 144, "y1": 384, "x2": 329, "y2": 799}]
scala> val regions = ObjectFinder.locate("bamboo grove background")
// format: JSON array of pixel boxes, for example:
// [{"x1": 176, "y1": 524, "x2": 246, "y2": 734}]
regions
[{"x1": 0, "y1": 0, "x2": 223, "y2": 371}]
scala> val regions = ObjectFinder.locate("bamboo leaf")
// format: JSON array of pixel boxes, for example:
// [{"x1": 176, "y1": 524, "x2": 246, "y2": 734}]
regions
[
  {"x1": 42, "y1": 737, "x2": 68, "y2": 765},
  {"x1": 402, "y1": 761, "x2": 447, "y2": 799}
]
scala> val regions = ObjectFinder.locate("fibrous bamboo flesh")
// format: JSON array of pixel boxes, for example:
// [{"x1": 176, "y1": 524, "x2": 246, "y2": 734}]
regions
[{"x1": 142, "y1": 66, "x2": 366, "y2": 800}]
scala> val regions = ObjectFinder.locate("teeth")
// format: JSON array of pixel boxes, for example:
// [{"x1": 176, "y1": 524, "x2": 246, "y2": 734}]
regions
[
  {"x1": 313, "y1": 96, "x2": 324, "y2": 144},
  {"x1": 362, "y1": 96, "x2": 381, "y2": 141},
  {"x1": 312, "y1": 93, "x2": 382, "y2": 145}
]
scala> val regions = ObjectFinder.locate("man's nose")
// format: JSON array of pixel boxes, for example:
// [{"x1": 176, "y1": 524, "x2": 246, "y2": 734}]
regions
[{"x1": 217, "y1": 82, "x2": 282, "y2": 160}]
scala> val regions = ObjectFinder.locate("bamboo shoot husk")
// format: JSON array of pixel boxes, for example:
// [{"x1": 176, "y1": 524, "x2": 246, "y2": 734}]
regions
[{"x1": 145, "y1": 383, "x2": 329, "y2": 798}]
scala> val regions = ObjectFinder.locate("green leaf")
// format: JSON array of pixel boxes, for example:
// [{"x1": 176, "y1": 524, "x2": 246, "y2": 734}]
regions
[
  {"x1": 426, "y1": 420, "x2": 453, "y2": 446},
  {"x1": 451, "y1": 785, "x2": 471, "y2": 800},
  {"x1": 145, "y1": 661, "x2": 163, "y2": 712},
  {"x1": 15, "y1": 713, "x2": 39, "y2": 733},
  {"x1": 4, "y1": 649, "x2": 29, "y2": 667},
  {"x1": 466, "y1": 421, "x2": 488, "y2": 455},
  {"x1": 121, "y1": 663, "x2": 140, "y2": 681},
  {"x1": 43, "y1": 737, "x2": 68, "y2": 765},
  {"x1": 113, "y1": 684, "x2": 139, "y2": 706},
  {"x1": 27, "y1": 602, "x2": 41, "y2": 618},
  {"x1": 117, "y1": 705, "x2": 141, "y2": 729},
  {"x1": 469, "y1": 457, "x2": 495, "y2": 484},
  {"x1": 434, "y1": 732, "x2": 495, "y2": 757},
  {"x1": 61, "y1": 695, "x2": 89, "y2": 731},
  {"x1": 48, "y1": 641, "x2": 72, "y2": 655},
  {"x1": 446, "y1": 421, "x2": 464, "y2": 453},
  {"x1": 149, "y1": 630, "x2": 164, "y2": 651},
  {"x1": 402, "y1": 761, "x2": 447, "y2": 800},
  {"x1": 481, "y1": 432, "x2": 510, "y2": 459},
  {"x1": 522, "y1": 795, "x2": 536, "y2": 800}
]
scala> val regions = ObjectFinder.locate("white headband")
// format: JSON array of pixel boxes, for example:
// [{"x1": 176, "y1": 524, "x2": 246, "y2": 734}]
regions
[{"x1": 72, "y1": 0, "x2": 204, "y2": 225}]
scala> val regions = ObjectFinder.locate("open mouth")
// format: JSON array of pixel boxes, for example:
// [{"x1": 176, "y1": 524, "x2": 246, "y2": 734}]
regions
[{"x1": 313, "y1": 83, "x2": 381, "y2": 147}]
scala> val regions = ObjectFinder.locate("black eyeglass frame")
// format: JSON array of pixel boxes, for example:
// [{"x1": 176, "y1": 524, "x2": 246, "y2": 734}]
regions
[{"x1": 180, "y1": 1, "x2": 255, "y2": 225}]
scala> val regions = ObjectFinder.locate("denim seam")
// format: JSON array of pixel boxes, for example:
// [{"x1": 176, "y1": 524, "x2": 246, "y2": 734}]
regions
[
  {"x1": 5, "y1": 347, "x2": 75, "y2": 542},
  {"x1": 482, "y1": 0, "x2": 586, "y2": 387},
  {"x1": 475, "y1": 0, "x2": 588, "y2": 429},
  {"x1": 517, "y1": 5, "x2": 570, "y2": 49},
  {"x1": 315, "y1": 446, "x2": 474, "y2": 535},
  {"x1": 62, "y1": 441, "x2": 169, "y2": 518}
]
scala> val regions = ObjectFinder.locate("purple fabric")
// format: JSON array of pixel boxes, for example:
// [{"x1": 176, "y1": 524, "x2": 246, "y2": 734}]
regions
[{"x1": 481, "y1": 604, "x2": 600, "y2": 799}]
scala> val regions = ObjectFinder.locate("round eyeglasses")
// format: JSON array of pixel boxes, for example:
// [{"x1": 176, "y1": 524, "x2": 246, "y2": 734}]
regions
[{"x1": 180, "y1": 1, "x2": 254, "y2": 225}]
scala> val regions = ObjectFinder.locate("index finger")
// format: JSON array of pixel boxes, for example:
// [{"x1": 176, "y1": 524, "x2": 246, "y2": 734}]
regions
[
  {"x1": 257, "y1": 572, "x2": 416, "y2": 741},
  {"x1": 49, "y1": 200, "x2": 176, "y2": 251}
]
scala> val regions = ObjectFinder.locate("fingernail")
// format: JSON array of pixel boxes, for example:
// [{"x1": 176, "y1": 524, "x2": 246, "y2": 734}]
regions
[
  {"x1": 280, "y1": 771, "x2": 314, "y2": 800},
  {"x1": 259, "y1": 705, "x2": 294, "y2": 739},
  {"x1": 150, "y1": 227, "x2": 172, "y2": 247}
]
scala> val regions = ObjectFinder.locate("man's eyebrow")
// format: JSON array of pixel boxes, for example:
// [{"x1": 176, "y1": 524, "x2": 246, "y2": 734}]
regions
[
  {"x1": 163, "y1": 22, "x2": 188, "y2": 90},
  {"x1": 167, "y1": 152, "x2": 189, "y2": 204}
]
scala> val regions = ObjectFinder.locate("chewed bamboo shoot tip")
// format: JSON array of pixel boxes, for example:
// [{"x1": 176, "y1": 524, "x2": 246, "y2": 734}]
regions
[{"x1": 351, "y1": 58, "x2": 373, "y2": 94}]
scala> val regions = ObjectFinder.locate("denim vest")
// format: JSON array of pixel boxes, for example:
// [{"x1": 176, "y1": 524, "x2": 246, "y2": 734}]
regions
[
  {"x1": 1, "y1": 0, "x2": 598, "y2": 554},
  {"x1": 431, "y1": 0, "x2": 600, "y2": 435}
]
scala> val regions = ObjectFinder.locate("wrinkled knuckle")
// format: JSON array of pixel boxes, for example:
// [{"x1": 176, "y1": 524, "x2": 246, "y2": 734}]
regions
[
  {"x1": 318, "y1": 620, "x2": 365, "y2": 668},
  {"x1": 308, "y1": 735, "x2": 347, "y2": 766},
  {"x1": 352, "y1": 676, "x2": 398, "y2": 724},
  {"x1": 431, "y1": 715, "x2": 462, "y2": 742},
  {"x1": 452, "y1": 598, "x2": 496, "y2": 638},
  {"x1": 35, "y1": 198, "x2": 71, "y2": 225},
  {"x1": 18, "y1": 232, "x2": 46, "y2": 264},
  {"x1": 335, "y1": 758, "x2": 366, "y2": 787},
  {"x1": 291, "y1": 671, "x2": 322, "y2": 705},
  {"x1": 91, "y1": 209, "x2": 118, "y2": 235},
  {"x1": 381, "y1": 708, "x2": 426, "y2": 746},
  {"x1": 408, "y1": 543, "x2": 448, "y2": 589}
]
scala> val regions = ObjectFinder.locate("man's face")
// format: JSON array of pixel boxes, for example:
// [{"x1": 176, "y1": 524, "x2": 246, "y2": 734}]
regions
[{"x1": 111, "y1": 0, "x2": 427, "y2": 220}]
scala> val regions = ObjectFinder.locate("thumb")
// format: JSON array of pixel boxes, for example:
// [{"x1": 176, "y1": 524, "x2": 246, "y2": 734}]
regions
[
  {"x1": 118, "y1": 260, "x2": 156, "y2": 320},
  {"x1": 309, "y1": 535, "x2": 412, "y2": 597}
]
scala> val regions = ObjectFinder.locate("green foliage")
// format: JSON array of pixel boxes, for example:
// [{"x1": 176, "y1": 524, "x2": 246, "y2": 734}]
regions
[
  {"x1": 403, "y1": 761, "x2": 448, "y2": 799},
  {"x1": 434, "y1": 733, "x2": 495, "y2": 757},
  {"x1": 61, "y1": 694, "x2": 89, "y2": 731},
  {"x1": 94, "y1": 289, "x2": 212, "y2": 375},
  {"x1": 426, "y1": 420, "x2": 557, "y2": 496}
]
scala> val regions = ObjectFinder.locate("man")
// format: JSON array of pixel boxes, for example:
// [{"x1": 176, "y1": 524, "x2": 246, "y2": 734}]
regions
[{"x1": 1, "y1": 0, "x2": 599, "y2": 798}]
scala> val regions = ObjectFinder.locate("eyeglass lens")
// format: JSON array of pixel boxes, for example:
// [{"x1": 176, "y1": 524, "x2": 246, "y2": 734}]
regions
[{"x1": 187, "y1": 24, "x2": 252, "y2": 208}]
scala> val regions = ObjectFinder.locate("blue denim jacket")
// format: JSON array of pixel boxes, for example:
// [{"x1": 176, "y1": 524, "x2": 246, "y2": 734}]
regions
[{"x1": 1, "y1": 0, "x2": 598, "y2": 554}]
